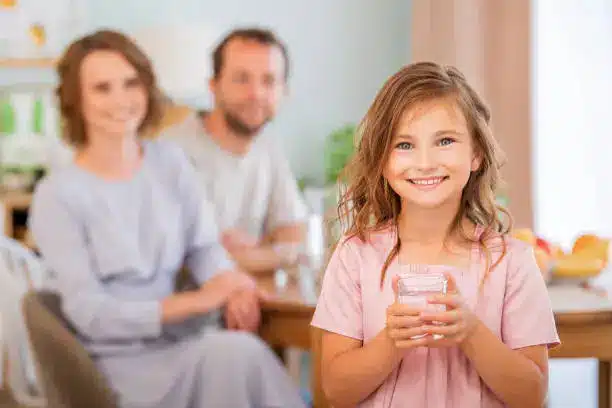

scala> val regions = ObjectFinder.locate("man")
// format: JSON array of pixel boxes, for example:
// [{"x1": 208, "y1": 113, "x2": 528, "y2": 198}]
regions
[{"x1": 162, "y1": 28, "x2": 308, "y2": 276}]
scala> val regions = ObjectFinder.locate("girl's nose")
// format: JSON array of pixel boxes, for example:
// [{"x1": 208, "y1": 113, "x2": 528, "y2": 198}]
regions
[{"x1": 415, "y1": 146, "x2": 436, "y2": 171}]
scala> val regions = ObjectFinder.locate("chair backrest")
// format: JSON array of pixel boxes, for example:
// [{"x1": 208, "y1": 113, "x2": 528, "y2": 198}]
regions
[
  {"x1": 22, "y1": 290, "x2": 118, "y2": 408},
  {"x1": 0, "y1": 236, "x2": 47, "y2": 406}
]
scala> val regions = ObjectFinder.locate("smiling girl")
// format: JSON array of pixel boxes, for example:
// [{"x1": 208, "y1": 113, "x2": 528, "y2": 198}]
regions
[{"x1": 312, "y1": 62, "x2": 559, "y2": 408}]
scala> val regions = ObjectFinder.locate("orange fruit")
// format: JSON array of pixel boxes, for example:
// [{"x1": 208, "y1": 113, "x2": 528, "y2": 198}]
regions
[
  {"x1": 574, "y1": 239, "x2": 609, "y2": 267},
  {"x1": 572, "y1": 234, "x2": 601, "y2": 254}
]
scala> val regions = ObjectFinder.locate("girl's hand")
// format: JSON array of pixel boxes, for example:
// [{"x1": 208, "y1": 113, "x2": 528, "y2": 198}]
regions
[
  {"x1": 385, "y1": 275, "x2": 431, "y2": 350},
  {"x1": 419, "y1": 273, "x2": 479, "y2": 347}
]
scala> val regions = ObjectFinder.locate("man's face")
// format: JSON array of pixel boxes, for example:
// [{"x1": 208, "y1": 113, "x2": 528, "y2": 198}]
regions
[{"x1": 210, "y1": 38, "x2": 286, "y2": 138}]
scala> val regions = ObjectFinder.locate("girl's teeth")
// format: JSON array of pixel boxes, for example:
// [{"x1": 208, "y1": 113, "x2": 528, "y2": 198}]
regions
[{"x1": 412, "y1": 178, "x2": 443, "y2": 185}]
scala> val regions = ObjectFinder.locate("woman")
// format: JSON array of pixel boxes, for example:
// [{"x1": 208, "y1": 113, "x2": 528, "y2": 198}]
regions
[{"x1": 28, "y1": 30, "x2": 306, "y2": 408}]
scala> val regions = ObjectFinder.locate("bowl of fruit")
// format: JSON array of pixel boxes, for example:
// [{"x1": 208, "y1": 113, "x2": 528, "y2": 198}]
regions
[{"x1": 511, "y1": 229, "x2": 609, "y2": 285}]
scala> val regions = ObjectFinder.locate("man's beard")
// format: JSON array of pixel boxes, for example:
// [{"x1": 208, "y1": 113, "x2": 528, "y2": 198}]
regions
[{"x1": 223, "y1": 109, "x2": 271, "y2": 139}]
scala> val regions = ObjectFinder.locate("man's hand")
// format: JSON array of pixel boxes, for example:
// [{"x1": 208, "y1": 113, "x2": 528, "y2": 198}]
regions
[
  {"x1": 220, "y1": 226, "x2": 305, "y2": 274},
  {"x1": 221, "y1": 229, "x2": 258, "y2": 253}
]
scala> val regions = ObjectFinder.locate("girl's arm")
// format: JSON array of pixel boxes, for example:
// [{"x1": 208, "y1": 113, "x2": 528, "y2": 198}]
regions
[
  {"x1": 423, "y1": 245, "x2": 558, "y2": 408},
  {"x1": 313, "y1": 239, "x2": 416, "y2": 407},
  {"x1": 462, "y1": 244, "x2": 558, "y2": 407},
  {"x1": 460, "y1": 320, "x2": 549, "y2": 408},
  {"x1": 424, "y1": 292, "x2": 549, "y2": 407},
  {"x1": 320, "y1": 296, "x2": 430, "y2": 406},
  {"x1": 321, "y1": 330, "x2": 401, "y2": 408}
]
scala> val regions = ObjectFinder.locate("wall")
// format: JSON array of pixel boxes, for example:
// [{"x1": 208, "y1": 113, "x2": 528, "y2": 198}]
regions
[
  {"x1": 411, "y1": 0, "x2": 533, "y2": 228},
  {"x1": 533, "y1": 0, "x2": 612, "y2": 247},
  {"x1": 0, "y1": 0, "x2": 412, "y2": 182},
  {"x1": 534, "y1": 4, "x2": 612, "y2": 405}
]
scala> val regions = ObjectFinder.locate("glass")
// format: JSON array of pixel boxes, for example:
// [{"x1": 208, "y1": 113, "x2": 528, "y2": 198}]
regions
[
  {"x1": 273, "y1": 213, "x2": 326, "y2": 300},
  {"x1": 397, "y1": 270, "x2": 448, "y2": 339}
]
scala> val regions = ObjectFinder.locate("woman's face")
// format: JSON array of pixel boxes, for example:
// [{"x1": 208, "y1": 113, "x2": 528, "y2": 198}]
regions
[{"x1": 79, "y1": 50, "x2": 148, "y2": 143}]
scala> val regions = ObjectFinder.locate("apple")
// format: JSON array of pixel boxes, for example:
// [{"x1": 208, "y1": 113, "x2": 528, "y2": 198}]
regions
[{"x1": 535, "y1": 237, "x2": 552, "y2": 256}]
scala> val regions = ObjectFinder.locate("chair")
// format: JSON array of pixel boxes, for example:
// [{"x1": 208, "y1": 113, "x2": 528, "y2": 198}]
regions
[
  {"x1": 22, "y1": 290, "x2": 118, "y2": 408},
  {"x1": 0, "y1": 237, "x2": 47, "y2": 406}
]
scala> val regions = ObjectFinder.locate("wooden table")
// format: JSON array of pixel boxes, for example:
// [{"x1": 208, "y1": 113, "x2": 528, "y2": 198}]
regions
[
  {"x1": 259, "y1": 276, "x2": 612, "y2": 408},
  {"x1": 256, "y1": 274, "x2": 326, "y2": 407},
  {"x1": 548, "y1": 284, "x2": 612, "y2": 408}
]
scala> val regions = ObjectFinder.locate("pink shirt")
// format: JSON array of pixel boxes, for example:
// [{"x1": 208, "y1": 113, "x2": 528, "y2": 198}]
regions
[{"x1": 311, "y1": 226, "x2": 560, "y2": 407}]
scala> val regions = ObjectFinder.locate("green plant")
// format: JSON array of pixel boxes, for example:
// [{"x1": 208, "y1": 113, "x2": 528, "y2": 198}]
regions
[{"x1": 324, "y1": 124, "x2": 356, "y2": 185}]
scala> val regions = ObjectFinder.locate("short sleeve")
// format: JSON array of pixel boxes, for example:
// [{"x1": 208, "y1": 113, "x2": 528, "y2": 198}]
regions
[
  {"x1": 264, "y1": 144, "x2": 308, "y2": 232},
  {"x1": 168, "y1": 143, "x2": 235, "y2": 284},
  {"x1": 502, "y1": 244, "x2": 560, "y2": 349},
  {"x1": 311, "y1": 239, "x2": 363, "y2": 340}
]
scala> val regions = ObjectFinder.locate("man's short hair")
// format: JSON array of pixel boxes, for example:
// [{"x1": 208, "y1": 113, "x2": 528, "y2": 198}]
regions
[{"x1": 212, "y1": 27, "x2": 290, "y2": 82}]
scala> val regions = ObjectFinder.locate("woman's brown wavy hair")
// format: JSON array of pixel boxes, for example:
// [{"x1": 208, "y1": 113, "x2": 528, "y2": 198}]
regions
[
  {"x1": 337, "y1": 62, "x2": 512, "y2": 288},
  {"x1": 56, "y1": 30, "x2": 164, "y2": 147}
]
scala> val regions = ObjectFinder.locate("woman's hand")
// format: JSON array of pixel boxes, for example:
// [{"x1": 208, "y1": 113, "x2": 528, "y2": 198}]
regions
[
  {"x1": 419, "y1": 273, "x2": 479, "y2": 347},
  {"x1": 213, "y1": 270, "x2": 258, "y2": 295},
  {"x1": 225, "y1": 288, "x2": 262, "y2": 332},
  {"x1": 193, "y1": 270, "x2": 258, "y2": 313},
  {"x1": 162, "y1": 270, "x2": 261, "y2": 323}
]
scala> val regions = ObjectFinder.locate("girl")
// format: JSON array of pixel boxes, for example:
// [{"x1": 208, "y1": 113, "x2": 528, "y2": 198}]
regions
[
  {"x1": 28, "y1": 30, "x2": 306, "y2": 408},
  {"x1": 311, "y1": 62, "x2": 559, "y2": 407}
]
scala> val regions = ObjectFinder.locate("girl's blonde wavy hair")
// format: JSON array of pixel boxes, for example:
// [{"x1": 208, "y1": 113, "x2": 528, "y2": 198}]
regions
[{"x1": 337, "y1": 62, "x2": 512, "y2": 288}]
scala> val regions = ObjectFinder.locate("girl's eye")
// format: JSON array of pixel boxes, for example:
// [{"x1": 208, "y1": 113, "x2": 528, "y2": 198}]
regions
[
  {"x1": 396, "y1": 142, "x2": 412, "y2": 150},
  {"x1": 125, "y1": 77, "x2": 142, "y2": 88},
  {"x1": 93, "y1": 82, "x2": 110, "y2": 93},
  {"x1": 439, "y1": 137, "x2": 455, "y2": 146}
]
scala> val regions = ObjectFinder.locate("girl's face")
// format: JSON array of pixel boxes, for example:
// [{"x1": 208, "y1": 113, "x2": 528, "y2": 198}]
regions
[
  {"x1": 79, "y1": 50, "x2": 148, "y2": 143},
  {"x1": 383, "y1": 100, "x2": 481, "y2": 210}
]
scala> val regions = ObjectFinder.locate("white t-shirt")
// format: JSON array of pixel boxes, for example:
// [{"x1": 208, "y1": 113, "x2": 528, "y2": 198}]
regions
[{"x1": 160, "y1": 112, "x2": 308, "y2": 240}]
